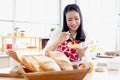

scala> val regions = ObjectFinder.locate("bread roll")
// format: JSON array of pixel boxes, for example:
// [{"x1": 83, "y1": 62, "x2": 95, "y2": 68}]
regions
[
  {"x1": 46, "y1": 51, "x2": 73, "y2": 70},
  {"x1": 33, "y1": 55, "x2": 61, "y2": 71}
]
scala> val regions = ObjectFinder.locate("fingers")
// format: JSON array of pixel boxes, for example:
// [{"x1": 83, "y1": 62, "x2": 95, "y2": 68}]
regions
[
  {"x1": 75, "y1": 46, "x2": 88, "y2": 56},
  {"x1": 75, "y1": 46, "x2": 88, "y2": 50},
  {"x1": 59, "y1": 32, "x2": 70, "y2": 40},
  {"x1": 84, "y1": 46, "x2": 88, "y2": 50},
  {"x1": 62, "y1": 31, "x2": 70, "y2": 36}
]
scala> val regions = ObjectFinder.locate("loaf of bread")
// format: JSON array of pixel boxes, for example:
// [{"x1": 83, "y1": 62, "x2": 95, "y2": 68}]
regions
[
  {"x1": 7, "y1": 50, "x2": 41, "y2": 72},
  {"x1": 46, "y1": 51, "x2": 73, "y2": 70},
  {"x1": 7, "y1": 50, "x2": 23, "y2": 65},
  {"x1": 105, "y1": 51, "x2": 120, "y2": 56},
  {"x1": 33, "y1": 55, "x2": 61, "y2": 71},
  {"x1": 21, "y1": 55, "x2": 44, "y2": 72},
  {"x1": 7, "y1": 50, "x2": 75, "y2": 72}
]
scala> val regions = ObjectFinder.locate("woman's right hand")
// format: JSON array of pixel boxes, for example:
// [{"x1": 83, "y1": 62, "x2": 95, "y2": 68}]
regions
[{"x1": 57, "y1": 31, "x2": 70, "y2": 43}]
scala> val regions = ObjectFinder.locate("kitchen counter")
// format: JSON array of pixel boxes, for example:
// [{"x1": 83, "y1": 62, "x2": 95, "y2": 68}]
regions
[
  {"x1": 84, "y1": 68, "x2": 120, "y2": 80},
  {"x1": 0, "y1": 53, "x2": 8, "y2": 58},
  {"x1": 84, "y1": 57, "x2": 120, "y2": 80}
]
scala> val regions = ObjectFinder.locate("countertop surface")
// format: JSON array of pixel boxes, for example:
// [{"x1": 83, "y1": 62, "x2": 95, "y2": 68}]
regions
[{"x1": 0, "y1": 53, "x2": 9, "y2": 58}]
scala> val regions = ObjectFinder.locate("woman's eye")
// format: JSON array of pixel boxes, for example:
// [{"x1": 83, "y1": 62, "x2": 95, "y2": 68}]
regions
[
  {"x1": 75, "y1": 18, "x2": 79, "y2": 20},
  {"x1": 67, "y1": 18, "x2": 79, "y2": 21},
  {"x1": 68, "y1": 19, "x2": 72, "y2": 21}
]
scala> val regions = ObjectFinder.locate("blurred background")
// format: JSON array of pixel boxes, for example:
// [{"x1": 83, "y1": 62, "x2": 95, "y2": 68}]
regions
[{"x1": 0, "y1": 0, "x2": 120, "y2": 53}]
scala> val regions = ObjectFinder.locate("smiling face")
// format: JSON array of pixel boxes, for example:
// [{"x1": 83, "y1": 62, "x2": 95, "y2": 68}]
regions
[{"x1": 66, "y1": 10, "x2": 80, "y2": 32}]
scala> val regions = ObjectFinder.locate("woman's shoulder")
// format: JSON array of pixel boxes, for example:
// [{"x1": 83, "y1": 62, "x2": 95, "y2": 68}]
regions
[
  {"x1": 52, "y1": 27, "x2": 62, "y2": 34},
  {"x1": 54, "y1": 27, "x2": 62, "y2": 32},
  {"x1": 49, "y1": 27, "x2": 62, "y2": 38}
]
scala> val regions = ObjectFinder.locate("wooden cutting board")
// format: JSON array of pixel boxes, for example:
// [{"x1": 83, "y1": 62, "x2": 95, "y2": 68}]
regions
[
  {"x1": 0, "y1": 73, "x2": 23, "y2": 78},
  {"x1": 96, "y1": 55, "x2": 114, "y2": 58}
]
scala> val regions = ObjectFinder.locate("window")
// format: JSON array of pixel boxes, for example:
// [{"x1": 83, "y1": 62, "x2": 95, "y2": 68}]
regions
[
  {"x1": 0, "y1": 0, "x2": 59, "y2": 52},
  {"x1": 15, "y1": 0, "x2": 59, "y2": 38},
  {"x1": 0, "y1": 0, "x2": 13, "y2": 20},
  {"x1": 78, "y1": 0, "x2": 118, "y2": 51}
]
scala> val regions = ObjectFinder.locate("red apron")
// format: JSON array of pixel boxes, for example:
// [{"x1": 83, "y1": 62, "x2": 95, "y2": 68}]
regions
[{"x1": 56, "y1": 40, "x2": 79, "y2": 62}]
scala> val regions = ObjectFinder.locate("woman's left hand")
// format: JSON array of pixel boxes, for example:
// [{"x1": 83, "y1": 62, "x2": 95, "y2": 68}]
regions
[{"x1": 75, "y1": 46, "x2": 88, "y2": 56}]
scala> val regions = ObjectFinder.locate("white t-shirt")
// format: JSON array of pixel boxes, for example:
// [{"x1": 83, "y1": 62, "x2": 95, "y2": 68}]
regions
[{"x1": 41, "y1": 27, "x2": 91, "y2": 55}]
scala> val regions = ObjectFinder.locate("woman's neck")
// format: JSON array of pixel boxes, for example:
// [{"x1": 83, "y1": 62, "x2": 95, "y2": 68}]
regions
[
  {"x1": 69, "y1": 30, "x2": 77, "y2": 39},
  {"x1": 69, "y1": 30, "x2": 76, "y2": 36}
]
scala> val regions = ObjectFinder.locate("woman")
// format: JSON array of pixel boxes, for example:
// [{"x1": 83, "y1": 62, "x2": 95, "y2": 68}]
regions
[{"x1": 44, "y1": 4, "x2": 89, "y2": 62}]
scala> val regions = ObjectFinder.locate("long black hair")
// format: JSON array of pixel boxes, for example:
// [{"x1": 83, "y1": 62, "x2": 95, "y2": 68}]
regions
[{"x1": 62, "y1": 4, "x2": 86, "y2": 42}]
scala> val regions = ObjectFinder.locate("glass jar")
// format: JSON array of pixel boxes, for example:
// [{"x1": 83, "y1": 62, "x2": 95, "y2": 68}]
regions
[
  {"x1": 20, "y1": 30, "x2": 25, "y2": 37},
  {"x1": 14, "y1": 31, "x2": 17, "y2": 37},
  {"x1": 14, "y1": 27, "x2": 20, "y2": 37}
]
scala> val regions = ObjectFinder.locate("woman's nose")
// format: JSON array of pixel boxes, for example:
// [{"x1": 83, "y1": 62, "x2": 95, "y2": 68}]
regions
[{"x1": 71, "y1": 20, "x2": 76, "y2": 24}]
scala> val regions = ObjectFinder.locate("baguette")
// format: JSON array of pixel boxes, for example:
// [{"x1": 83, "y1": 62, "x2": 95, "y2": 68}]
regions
[
  {"x1": 21, "y1": 55, "x2": 44, "y2": 72},
  {"x1": 46, "y1": 51, "x2": 73, "y2": 70},
  {"x1": 33, "y1": 55, "x2": 61, "y2": 71},
  {"x1": 7, "y1": 50, "x2": 66, "y2": 72},
  {"x1": 7, "y1": 50, "x2": 44, "y2": 72},
  {"x1": 6, "y1": 50, "x2": 23, "y2": 65}
]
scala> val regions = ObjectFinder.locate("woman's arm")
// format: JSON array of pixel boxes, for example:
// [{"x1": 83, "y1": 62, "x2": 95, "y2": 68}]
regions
[
  {"x1": 43, "y1": 27, "x2": 70, "y2": 56},
  {"x1": 45, "y1": 32, "x2": 70, "y2": 55},
  {"x1": 45, "y1": 39, "x2": 61, "y2": 52}
]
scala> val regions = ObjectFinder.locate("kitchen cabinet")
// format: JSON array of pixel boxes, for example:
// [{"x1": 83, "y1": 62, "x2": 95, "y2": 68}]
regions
[
  {"x1": 1, "y1": 36, "x2": 42, "y2": 52},
  {"x1": 0, "y1": 55, "x2": 10, "y2": 68}
]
